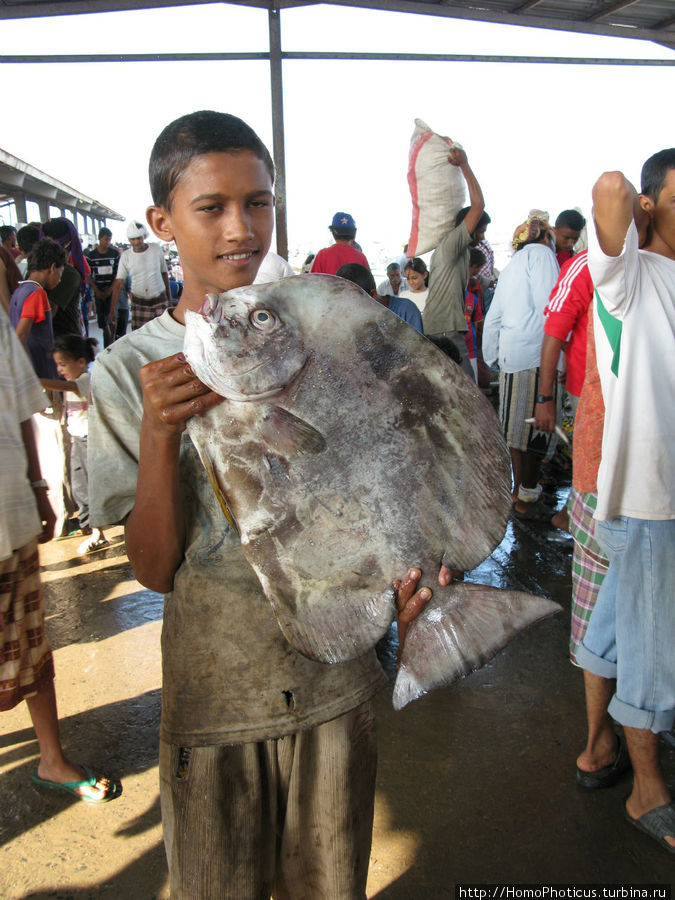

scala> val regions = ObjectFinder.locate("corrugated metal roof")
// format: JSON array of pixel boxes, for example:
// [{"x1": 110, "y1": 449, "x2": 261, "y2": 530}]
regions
[{"x1": 0, "y1": 0, "x2": 673, "y2": 50}]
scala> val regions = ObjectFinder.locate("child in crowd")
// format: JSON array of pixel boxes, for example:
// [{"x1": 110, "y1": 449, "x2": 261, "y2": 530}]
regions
[
  {"x1": 40, "y1": 335, "x2": 108, "y2": 555},
  {"x1": 0, "y1": 310, "x2": 120, "y2": 803},
  {"x1": 464, "y1": 247, "x2": 486, "y2": 381},
  {"x1": 87, "y1": 110, "x2": 442, "y2": 899},
  {"x1": 9, "y1": 238, "x2": 66, "y2": 378},
  {"x1": 400, "y1": 256, "x2": 429, "y2": 315}
]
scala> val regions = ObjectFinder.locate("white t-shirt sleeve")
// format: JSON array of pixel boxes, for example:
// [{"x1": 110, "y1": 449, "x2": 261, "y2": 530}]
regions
[
  {"x1": 587, "y1": 219, "x2": 640, "y2": 320},
  {"x1": 117, "y1": 251, "x2": 131, "y2": 282}
]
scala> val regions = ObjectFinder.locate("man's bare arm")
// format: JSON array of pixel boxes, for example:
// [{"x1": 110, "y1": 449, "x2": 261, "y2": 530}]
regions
[
  {"x1": 591, "y1": 171, "x2": 648, "y2": 257},
  {"x1": 533, "y1": 334, "x2": 564, "y2": 433},
  {"x1": 448, "y1": 147, "x2": 484, "y2": 237},
  {"x1": 108, "y1": 278, "x2": 123, "y2": 326},
  {"x1": 125, "y1": 354, "x2": 223, "y2": 592}
]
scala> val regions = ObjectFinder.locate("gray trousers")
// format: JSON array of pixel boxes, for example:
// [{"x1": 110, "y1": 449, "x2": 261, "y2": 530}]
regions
[
  {"x1": 69, "y1": 435, "x2": 90, "y2": 531},
  {"x1": 160, "y1": 701, "x2": 377, "y2": 900}
]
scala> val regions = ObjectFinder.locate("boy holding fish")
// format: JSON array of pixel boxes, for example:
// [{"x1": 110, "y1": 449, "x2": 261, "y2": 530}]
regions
[{"x1": 88, "y1": 110, "x2": 449, "y2": 898}]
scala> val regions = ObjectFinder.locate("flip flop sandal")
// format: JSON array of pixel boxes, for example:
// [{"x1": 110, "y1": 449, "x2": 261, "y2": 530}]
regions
[
  {"x1": 576, "y1": 733, "x2": 631, "y2": 789},
  {"x1": 624, "y1": 799, "x2": 675, "y2": 855},
  {"x1": 513, "y1": 499, "x2": 553, "y2": 522},
  {"x1": 32, "y1": 764, "x2": 122, "y2": 804}
]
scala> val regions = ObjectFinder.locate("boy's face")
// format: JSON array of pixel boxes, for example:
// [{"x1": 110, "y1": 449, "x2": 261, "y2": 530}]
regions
[
  {"x1": 46, "y1": 264, "x2": 64, "y2": 290},
  {"x1": 640, "y1": 168, "x2": 675, "y2": 259},
  {"x1": 554, "y1": 226, "x2": 580, "y2": 253},
  {"x1": 147, "y1": 150, "x2": 274, "y2": 316}
]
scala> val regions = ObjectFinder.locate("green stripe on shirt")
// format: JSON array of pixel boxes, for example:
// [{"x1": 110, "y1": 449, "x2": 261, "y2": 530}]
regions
[{"x1": 595, "y1": 288, "x2": 622, "y2": 377}]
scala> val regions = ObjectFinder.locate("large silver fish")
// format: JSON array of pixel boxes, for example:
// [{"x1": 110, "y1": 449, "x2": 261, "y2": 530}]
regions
[{"x1": 184, "y1": 275, "x2": 559, "y2": 708}]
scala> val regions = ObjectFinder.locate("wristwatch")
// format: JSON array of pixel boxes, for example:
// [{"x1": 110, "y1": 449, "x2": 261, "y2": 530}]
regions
[
  {"x1": 31, "y1": 479, "x2": 49, "y2": 490},
  {"x1": 536, "y1": 394, "x2": 554, "y2": 403}
]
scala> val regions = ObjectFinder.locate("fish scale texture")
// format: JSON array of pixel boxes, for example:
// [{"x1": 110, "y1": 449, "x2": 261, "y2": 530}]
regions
[{"x1": 185, "y1": 276, "x2": 558, "y2": 699}]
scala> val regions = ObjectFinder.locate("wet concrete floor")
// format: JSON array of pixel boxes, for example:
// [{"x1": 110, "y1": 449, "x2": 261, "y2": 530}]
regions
[{"x1": 1, "y1": 500, "x2": 674, "y2": 898}]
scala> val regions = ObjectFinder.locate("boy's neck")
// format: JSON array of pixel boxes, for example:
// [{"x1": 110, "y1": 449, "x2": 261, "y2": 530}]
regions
[{"x1": 26, "y1": 271, "x2": 48, "y2": 288}]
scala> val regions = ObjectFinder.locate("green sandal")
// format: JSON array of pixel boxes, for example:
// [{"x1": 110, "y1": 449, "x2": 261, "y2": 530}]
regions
[{"x1": 31, "y1": 764, "x2": 122, "y2": 804}]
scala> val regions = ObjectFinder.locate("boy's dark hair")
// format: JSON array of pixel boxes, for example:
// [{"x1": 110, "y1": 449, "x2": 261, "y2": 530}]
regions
[
  {"x1": 41, "y1": 218, "x2": 71, "y2": 242},
  {"x1": 0, "y1": 225, "x2": 16, "y2": 243},
  {"x1": 98, "y1": 226, "x2": 113, "y2": 239},
  {"x1": 329, "y1": 226, "x2": 356, "y2": 241},
  {"x1": 555, "y1": 209, "x2": 586, "y2": 231},
  {"x1": 17, "y1": 225, "x2": 41, "y2": 255},
  {"x1": 149, "y1": 110, "x2": 275, "y2": 209},
  {"x1": 52, "y1": 334, "x2": 98, "y2": 363},
  {"x1": 469, "y1": 248, "x2": 487, "y2": 269},
  {"x1": 335, "y1": 263, "x2": 376, "y2": 295},
  {"x1": 27, "y1": 238, "x2": 66, "y2": 273},
  {"x1": 641, "y1": 148, "x2": 675, "y2": 201},
  {"x1": 454, "y1": 207, "x2": 491, "y2": 231}
]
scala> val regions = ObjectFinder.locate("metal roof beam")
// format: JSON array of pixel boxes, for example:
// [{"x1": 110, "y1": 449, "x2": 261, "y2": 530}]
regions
[
  {"x1": 584, "y1": 1, "x2": 640, "y2": 23},
  {"x1": 323, "y1": 0, "x2": 675, "y2": 50},
  {"x1": 1, "y1": 50, "x2": 673, "y2": 64},
  {"x1": 509, "y1": 1, "x2": 546, "y2": 13},
  {"x1": 0, "y1": 0, "x2": 267, "y2": 19}
]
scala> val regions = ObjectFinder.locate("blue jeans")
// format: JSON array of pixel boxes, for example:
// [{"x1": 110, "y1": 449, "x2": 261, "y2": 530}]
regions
[{"x1": 576, "y1": 516, "x2": 675, "y2": 733}]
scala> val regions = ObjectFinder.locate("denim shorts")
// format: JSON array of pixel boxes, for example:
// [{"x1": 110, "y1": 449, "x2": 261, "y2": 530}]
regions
[{"x1": 576, "y1": 516, "x2": 675, "y2": 733}]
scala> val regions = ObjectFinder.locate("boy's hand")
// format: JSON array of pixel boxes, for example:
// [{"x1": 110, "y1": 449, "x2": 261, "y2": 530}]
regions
[
  {"x1": 34, "y1": 489, "x2": 56, "y2": 543},
  {"x1": 394, "y1": 565, "x2": 463, "y2": 664},
  {"x1": 140, "y1": 352, "x2": 224, "y2": 437},
  {"x1": 393, "y1": 568, "x2": 430, "y2": 665}
]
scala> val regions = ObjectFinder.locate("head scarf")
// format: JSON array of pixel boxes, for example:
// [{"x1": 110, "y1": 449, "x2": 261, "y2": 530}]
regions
[
  {"x1": 512, "y1": 209, "x2": 554, "y2": 252},
  {"x1": 40, "y1": 217, "x2": 88, "y2": 285}
]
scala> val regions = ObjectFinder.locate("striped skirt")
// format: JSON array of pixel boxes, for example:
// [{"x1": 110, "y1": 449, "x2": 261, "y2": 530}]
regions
[{"x1": 498, "y1": 367, "x2": 560, "y2": 458}]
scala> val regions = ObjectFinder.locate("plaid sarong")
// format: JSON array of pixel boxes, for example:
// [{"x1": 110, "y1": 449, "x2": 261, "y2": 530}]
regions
[
  {"x1": 131, "y1": 294, "x2": 170, "y2": 331},
  {"x1": 0, "y1": 539, "x2": 54, "y2": 711},
  {"x1": 567, "y1": 488, "x2": 609, "y2": 664}
]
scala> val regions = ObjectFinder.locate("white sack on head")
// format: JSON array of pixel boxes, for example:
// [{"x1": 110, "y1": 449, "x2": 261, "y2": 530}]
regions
[{"x1": 407, "y1": 119, "x2": 466, "y2": 257}]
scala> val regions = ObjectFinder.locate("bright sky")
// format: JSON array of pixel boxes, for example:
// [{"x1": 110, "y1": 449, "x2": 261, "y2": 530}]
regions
[{"x1": 2, "y1": 3, "x2": 674, "y2": 273}]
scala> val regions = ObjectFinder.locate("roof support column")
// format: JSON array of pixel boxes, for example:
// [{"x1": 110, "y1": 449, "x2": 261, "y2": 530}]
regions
[
  {"x1": 268, "y1": 4, "x2": 288, "y2": 261},
  {"x1": 13, "y1": 191, "x2": 27, "y2": 225}
]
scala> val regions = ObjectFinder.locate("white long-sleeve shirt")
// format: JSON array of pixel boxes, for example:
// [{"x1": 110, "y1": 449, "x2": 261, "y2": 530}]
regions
[{"x1": 482, "y1": 242, "x2": 559, "y2": 373}]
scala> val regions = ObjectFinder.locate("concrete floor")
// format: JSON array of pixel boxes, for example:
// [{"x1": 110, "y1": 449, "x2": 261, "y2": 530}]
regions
[{"x1": 1, "y1": 507, "x2": 674, "y2": 898}]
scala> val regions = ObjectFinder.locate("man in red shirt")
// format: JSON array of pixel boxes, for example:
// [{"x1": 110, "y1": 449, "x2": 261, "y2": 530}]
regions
[
  {"x1": 311, "y1": 212, "x2": 369, "y2": 275},
  {"x1": 534, "y1": 250, "x2": 593, "y2": 530},
  {"x1": 553, "y1": 209, "x2": 586, "y2": 267}
]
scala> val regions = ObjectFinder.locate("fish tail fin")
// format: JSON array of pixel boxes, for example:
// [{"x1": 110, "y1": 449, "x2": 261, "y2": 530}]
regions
[{"x1": 392, "y1": 583, "x2": 560, "y2": 710}]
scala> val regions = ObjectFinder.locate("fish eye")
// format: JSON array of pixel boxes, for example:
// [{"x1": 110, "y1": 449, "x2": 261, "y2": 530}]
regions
[{"x1": 250, "y1": 308, "x2": 278, "y2": 331}]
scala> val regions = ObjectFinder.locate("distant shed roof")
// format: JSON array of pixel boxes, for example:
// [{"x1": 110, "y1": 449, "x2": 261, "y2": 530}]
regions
[{"x1": 0, "y1": 0, "x2": 673, "y2": 51}]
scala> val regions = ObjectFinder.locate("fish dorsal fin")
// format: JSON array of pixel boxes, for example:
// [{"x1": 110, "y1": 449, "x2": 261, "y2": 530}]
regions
[
  {"x1": 201, "y1": 452, "x2": 240, "y2": 536},
  {"x1": 261, "y1": 406, "x2": 327, "y2": 456}
]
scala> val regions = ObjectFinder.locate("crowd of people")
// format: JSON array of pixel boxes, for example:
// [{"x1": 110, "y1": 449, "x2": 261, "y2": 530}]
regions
[{"x1": 1, "y1": 106, "x2": 673, "y2": 898}]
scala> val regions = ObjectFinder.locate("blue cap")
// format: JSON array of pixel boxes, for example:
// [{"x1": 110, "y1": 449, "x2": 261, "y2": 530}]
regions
[{"x1": 331, "y1": 212, "x2": 356, "y2": 232}]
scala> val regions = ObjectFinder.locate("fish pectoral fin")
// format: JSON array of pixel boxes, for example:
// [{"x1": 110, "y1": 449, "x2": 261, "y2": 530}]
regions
[
  {"x1": 261, "y1": 406, "x2": 327, "y2": 456},
  {"x1": 392, "y1": 583, "x2": 560, "y2": 710},
  {"x1": 201, "y1": 454, "x2": 240, "y2": 536}
]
